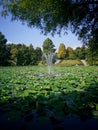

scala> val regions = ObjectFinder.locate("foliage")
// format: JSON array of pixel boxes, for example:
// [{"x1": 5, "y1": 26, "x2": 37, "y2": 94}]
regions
[
  {"x1": 0, "y1": 32, "x2": 7, "y2": 45},
  {"x1": 35, "y1": 47, "x2": 42, "y2": 63},
  {"x1": 0, "y1": 31, "x2": 97, "y2": 66},
  {"x1": 86, "y1": 39, "x2": 98, "y2": 65},
  {"x1": 42, "y1": 38, "x2": 56, "y2": 65},
  {"x1": 5, "y1": 43, "x2": 42, "y2": 66},
  {"x1": 10, "y1": 48, "x2": 18, "y2": 65},
  {"x1": 66, "y1": 47, "x2": 75, "y2": 59},
  {"x1": 57, "y1": 43, "x2": 67, "y2": 59},
  {"x1": 74, "y1": 46, "x2": 87, "y2": 59},
  {"x1": 42, "y1": 38, "x2": 56, "y2": 54},
  {"x1": 0, "y1": 0, "x2": 98, "y2": 45},
  {"x1": 0, "y1": 32, "x2": 9, "y2": 66},
  {"x1": 0, "y1": 66, "x2": 98, "y2": 125}
]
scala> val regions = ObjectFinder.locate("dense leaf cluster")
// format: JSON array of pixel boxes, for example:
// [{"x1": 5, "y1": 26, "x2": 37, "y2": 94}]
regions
[
  {"x1": 0, "y1": 66, "x2": 98, "y2": 127},
  {"x1": 0, "y1": 32, "x2": 42, "y2": 66},
  {"x1": 0, "y1": 0, "x2": 98, "y2": 44},
  {"x1": 0, "y1": 32, "x2": 98, "y2": 66}
]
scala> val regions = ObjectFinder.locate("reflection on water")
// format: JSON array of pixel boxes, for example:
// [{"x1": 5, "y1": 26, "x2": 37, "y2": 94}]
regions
[{"x1": 0, "y1": 114, "x2": 98, "y2": 130}]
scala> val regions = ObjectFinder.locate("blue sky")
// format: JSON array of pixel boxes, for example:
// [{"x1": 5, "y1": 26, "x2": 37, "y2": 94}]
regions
[{"x1": 0, "y1": 14, "x2": 82, "y2": 51}]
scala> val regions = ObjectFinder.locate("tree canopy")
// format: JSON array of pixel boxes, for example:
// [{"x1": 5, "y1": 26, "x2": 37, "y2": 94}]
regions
[
  {"x1": 66, "y1": 47, "x2": 75, "y2": 59},
  {"x1": 0, "y1": 32, "x2": 43, "y2": 66},
  {"x1": 0, "y1": 0, "x2": 98, "y2": 45},
  {"x1": 0, "y1": 32, "x2": 9, "y2": 66},
  {"x1": 0, "y1": 31, "x2": 98, "y2": 66},
  {"x1": 42, "y1": 38, "x2": 55, "y2": 54},
  {"x1": 57, "y1": 43, "x2": 67, "y2": 59},
  {"x1": 0, "y1": 32, "x2": 7, "y2": 45}
]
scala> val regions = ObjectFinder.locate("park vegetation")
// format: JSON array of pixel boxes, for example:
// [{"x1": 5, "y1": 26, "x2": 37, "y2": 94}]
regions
[
  {"x1": 0, "y1": 32, "x2": 98, "y2": 66},
  {"x1": 0, "y1": 1, "x2": 98, "y2": 66},
  {"x1": 0, "y1": 66, "x2": 98, "y2": 126},
  {"x1": 0, "y1": 0, "x2": 98, "y2": 45},
  {"x1": 0, "y1": 1, "x2": 98, "y2": 128}
]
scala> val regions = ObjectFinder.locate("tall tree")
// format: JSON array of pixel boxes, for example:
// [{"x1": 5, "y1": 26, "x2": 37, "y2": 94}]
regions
[
  {"x1": 35, "y1": 47, "x2": 42, "y2": 63},
  {"x1": 57, "y1": 43, "x2": 66, "y2": 59},
  {"x1": 28, "y1": 44, "x2": 38, "y2": 65},
  {"x1": 80, "y1": 45, "x2": 87, "y2": 59},
  {"x1": 42, "y1": 38, "x2": 56, "y2": 54},
  {"x1": 42, "y1": 38, "x2": 56, "y2": 65},
  {"x1": 6, "y1": 43, "x2": 39, "y2": 66},
  {"x1": 66, "y1": 47, "x2": 75, "y2": 59},
  {"x1": 86, "y1": 39, "x2": 98, "y2": 65},
  {"x1": 0, "y1": 32, "x2": 9, "y2": 66},
  {"x1": 0, "y1": 0, "x2": 98, "y2": 45},
  {"x1": 74, "y1": 46, "x2": 87, "y2": 59},
  {"x1": 16, "y1": 44, "x2": 26, "y2": 65},
  {"x1": 10, "y1": 48, "x2": 18, "y2": 65}
]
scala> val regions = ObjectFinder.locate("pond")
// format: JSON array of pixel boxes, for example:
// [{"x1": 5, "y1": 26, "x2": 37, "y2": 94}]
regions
[
  {"x1": 0, "y1": 66, "x2": 98, "y2": 130},
  {"x1": 0, "y1": 114, "x2": 98, "y2": 130}
]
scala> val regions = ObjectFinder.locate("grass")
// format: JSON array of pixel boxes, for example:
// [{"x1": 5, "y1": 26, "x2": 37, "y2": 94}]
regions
[{"x1": 55, "y1": 59, "x2": 83, "y2": 66}]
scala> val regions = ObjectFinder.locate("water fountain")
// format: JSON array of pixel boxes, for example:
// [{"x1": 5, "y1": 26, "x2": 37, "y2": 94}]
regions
[
  {"x1": 43, "y1": 52, "x2": 55, "y2": 75},
  {"x1": 34, "y1": 38, "x2": 61, "y2": 77},
  {"x1": 34, "y1": 51, "x2": 61, "y2": 77}
]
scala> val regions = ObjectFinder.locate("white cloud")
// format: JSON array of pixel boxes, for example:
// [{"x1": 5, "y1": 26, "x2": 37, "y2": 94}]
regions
[{"x1": 7, "y1": 41, "x2": 13, "y2": 44}]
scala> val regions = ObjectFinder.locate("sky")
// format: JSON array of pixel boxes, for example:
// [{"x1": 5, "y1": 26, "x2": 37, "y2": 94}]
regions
[{"x1": 0, "y1": 14, "x2": 83, "y2": 51}]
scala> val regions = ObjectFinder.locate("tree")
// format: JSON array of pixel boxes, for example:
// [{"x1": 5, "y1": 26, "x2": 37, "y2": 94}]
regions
[
  {"x1": 6, "y1": 43, "x2": 39, "y2": 66},
  {"x1": 74, "y1": 47, "x2": 81, "y2": 59},
  {"x1": 35, "y1": 47, "x2": 42, "y2": 63},
  {"x1": 0, "y1": 0, "x2": 98, "y2": 45},
  {"x1": 10, "y1": 48, "x2": 18, "y2": 65},
  {"x1": 80, "y1": 46, "x2": 87, "y2": 59},
  {"x1": 66, "y1": 47, "x2": 75, "y2": 59},
  {"x1": 42, "y1": 38, "x2": 56, "y2": 54},
  {"x1": 74, "y1": 46, "x2": 87, "y2": 59},
  {"x1": 42, "y1": 38, "x2": 56, "y2": 66},
  {"x1": 0, "y1": 32, "x2": 9, "y2": 66},
  {"x1": 57, "y1": 43, "x2": 66, "y2": 59},
  {"x1": 86, "y1": 39, "x2": 98, "y2": 65},
  {"x1": 28, "y1": 44, "x2": 38, "y2": 65}
]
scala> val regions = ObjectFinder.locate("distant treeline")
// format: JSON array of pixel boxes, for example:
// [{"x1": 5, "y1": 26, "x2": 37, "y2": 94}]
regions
[{"x1": 0, "y1": 32, "x2": 98, "y2": 66}]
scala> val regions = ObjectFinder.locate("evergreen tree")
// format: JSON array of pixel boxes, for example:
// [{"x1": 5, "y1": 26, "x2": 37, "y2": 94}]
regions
[
  {"x1": 28, "y1": 44, "x2": 38, "y2": 65},
  {"x1": 10, "y1": 48, "x2": 18, "y2": 65},
  {"x1": 42, "y1": 38, "x2": 56, "y2": 65},
  {"x1": 35, "y1": 47, "x2": 42, "y2": 63},
  {"x1": 66, "y1": 47, "x2": 75, "y2": 59},
  {"x1": 42, "y1": 38, "x2": 56, "y2": 54},
  {"x1": 57, "y1": 43, "x2": 66, "y2": 59},
  {"x1": 0, "y1": 32, "x2": 9, "y2": 66}
]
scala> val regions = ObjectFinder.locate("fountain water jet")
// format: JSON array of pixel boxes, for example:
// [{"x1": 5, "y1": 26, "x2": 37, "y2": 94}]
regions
[
  {"x1": 43, "y1": 52, "x2": 55, "y2": 75},
  {"x1": 34, "y1": 52, "x2": 61, "y2": 77},
  {"x1": 34, "y1": 38, "x2": 61, "y2": 77}
]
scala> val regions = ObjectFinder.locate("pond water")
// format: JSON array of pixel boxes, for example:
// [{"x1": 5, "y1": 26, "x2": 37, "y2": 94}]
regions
[
  {"x1": 0, "y1": 114, "x2": 98, "y2": 130},
  {"x1": 0, "y1": 66, "x2": 98, "y2": 130}
]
